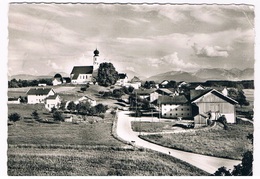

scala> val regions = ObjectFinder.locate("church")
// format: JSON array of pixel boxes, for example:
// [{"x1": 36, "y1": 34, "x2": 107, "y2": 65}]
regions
[{"x1": 70, "y1": 49, "x2": 100, "y2": 84}]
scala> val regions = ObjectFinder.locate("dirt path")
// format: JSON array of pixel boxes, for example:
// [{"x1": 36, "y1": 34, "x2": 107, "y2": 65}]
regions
[{"x1": 116, "y1": 111, "x2": 241, "y2": 174}]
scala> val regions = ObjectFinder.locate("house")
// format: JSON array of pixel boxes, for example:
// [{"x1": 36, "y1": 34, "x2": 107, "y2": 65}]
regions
[
  {"x1": 38, "y1": 83, "x2": 47, "y2": 87},
  {"x1": 158, "y1": 95, "x2": 192, "y2": 119},
  {"x1": 70, "y1": 66, "x2": 93, "y2": 84},
  {"x1": 75, "y1": 95, "x2": 97, "y2": 106},
  {"x1": 150, "y1": 88, "x2": 175, "y2": 103},
  {"x1": 8, "y1": 97, "x2": 21, "y2": 104},
  {"x1": 52, "y1": 73, "x2": 63, "y2": 86},
  {"x1": 45, "y1": 94, "x2": 61, "y2": 111},
  {"x1": 159, "y1": 80, "x2": 169, "y2": 88},
  {"x1": 158, "y1": 88, "x2": 238, "y2": 123},
  {"x1": 135, "y1": 88, "x2": 155, "y2": 100},
  {"x1": 26, "y1": 88, "x2": 56, "y2": 104},
  {"x1": 116, "y1": 73, "x2": 128, "y2": 86}
]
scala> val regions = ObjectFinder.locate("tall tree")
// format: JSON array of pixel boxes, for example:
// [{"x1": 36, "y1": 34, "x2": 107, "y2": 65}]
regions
[{"x1": 97, "y1": 62, "x2": 119, "y2": 87}]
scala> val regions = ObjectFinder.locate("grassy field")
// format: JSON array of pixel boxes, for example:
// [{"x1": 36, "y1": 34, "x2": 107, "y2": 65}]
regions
[
  {"x1": 8, "y1": 147, "x2": 208, "y2": 176},
  {"x1": 131, "y1": 121, "x2": 178, "y2": 132},
  {"x1": 140, "y1": 123, "x2": 253, "y2": 160}
]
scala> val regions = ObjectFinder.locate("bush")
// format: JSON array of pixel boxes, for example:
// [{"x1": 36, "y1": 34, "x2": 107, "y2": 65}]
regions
[
  {"x1": 8, "y1": 112, "x2": 21, "y2": 122},
  {"x1": 53, "y1": 111, "x2": 64, "y2": 121}
]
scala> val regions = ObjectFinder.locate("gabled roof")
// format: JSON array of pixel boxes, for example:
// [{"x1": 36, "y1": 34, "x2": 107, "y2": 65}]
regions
[
  {"x1": 70, "y1": 66, "x2": 93, "y2": 75},
  {"x1": 118, "y1": 73, "x2": 127, "y2": 79},
  {"x1": 190, "y1": 89, "x2": 212, "y2": 101},
  {"x1": 46, "y1": 94, "x2": 59, "y2": 100},
  {"x1": 156, "y1": 88, "x2": 174, "y2": 95},
  {"x1": 26, "y1": 88, "x2": 53, "y2": 95},
  {"x1": 131, "y1": 76, "x2": 141, "y2": 83},
  {"x1": 191, "y1": 89, "x2": 238, "y2": 104},
  {"x1": 160, "y1": 80, "x2": 169, "y2": 85},
  {"x1": 158, "y1": 95, "x2": 189, "y2": 104}
]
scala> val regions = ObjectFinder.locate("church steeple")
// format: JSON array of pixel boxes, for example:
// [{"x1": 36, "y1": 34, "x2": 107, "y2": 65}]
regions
[{"x1": 93, "y1": 48, "x2": 99, "y2": 70}]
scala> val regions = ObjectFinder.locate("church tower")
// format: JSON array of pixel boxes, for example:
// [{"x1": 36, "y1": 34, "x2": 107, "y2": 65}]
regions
[{"x1": 93, "y1": 48, "x2": 99, "y2": 71}]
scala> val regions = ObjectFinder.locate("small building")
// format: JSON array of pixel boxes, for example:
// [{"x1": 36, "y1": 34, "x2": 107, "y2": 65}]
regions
[
  {"x1": 116, "y1": 73, "x2": 128, "y2": 86},
  {"x1": 8, "y1": 97, "x2": 21, "y2": 104},
  {"x1": 52, "y1": 73, "x2": 63, "y2": 86},
  {"x1": 159, "y1": 80, "x2": 169, "y2": 88},
  {"x1": 26, "y1": 88, "x2": 56, "y2": 104},
  {"x1": 70, "y1": 66, "x2": 93, "y2": 84},
  {"x1": 38, "y1": 83, "x2": 47, "y2": 87},
  {"x1": 75, "y1": 95, "x2": 97, "y2": 106},
  {"x1": 45, "y1": 94, "x2": 61, "y2": 111},
  {"x1": 135, "y1": 88, "x2": 155, "y2": 100}
]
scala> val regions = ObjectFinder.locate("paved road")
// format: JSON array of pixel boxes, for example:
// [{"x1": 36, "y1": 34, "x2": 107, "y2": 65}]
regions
[{"x1": 116, "y1": 111, "x2": 241, "y2": 174}]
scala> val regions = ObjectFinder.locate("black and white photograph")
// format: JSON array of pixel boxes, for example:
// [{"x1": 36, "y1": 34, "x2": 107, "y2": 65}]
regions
[{"x1": 1, "y1": 0, "x2": 258, "y2": 176}]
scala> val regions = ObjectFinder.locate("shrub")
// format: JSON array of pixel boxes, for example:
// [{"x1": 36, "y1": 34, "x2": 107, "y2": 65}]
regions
[
  {"x1": 53, "y1": 111, "x2": 64, "y2": 122},
  {"x1": 8, "y1": 112, "x2": 21, "y2": 122}
]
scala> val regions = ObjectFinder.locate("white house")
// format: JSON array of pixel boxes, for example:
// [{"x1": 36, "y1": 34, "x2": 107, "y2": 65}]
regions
[
  {"x1": 8, "y1": 97, "x2": 21, "y2": 104},
  {"x1": 45, "y1": 94, "x2": 61, "y2": 111},
  {"x1": 26, "y1": 88, "x2": 56, "y2": 104},
  {"x1": 116, "y1": 73, "x2": 128, "y2": 86},
  {"x1": 75, "y1": 95, "x2": 96, "y2": 106}
]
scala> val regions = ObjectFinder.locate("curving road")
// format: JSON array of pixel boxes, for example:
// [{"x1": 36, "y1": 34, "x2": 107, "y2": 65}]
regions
[{"x1": 116, "y1": 111, "x2": 241, "y2": 174}]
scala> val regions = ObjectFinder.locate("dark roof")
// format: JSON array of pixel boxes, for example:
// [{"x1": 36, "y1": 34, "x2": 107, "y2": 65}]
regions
[
  {"x1": 8, "y1": 97, "x2": 20, "y2": 101},
  {"x1": 190, "y1": 89, "x2": 212, "y2": 101},
  {"x1": 135, "y1": 88, "x2": 155, "y2": 95},
  {"x1": 70, "y1": 66, "x2": 93, "y2": 75},
  {"x1": 158, "y1": 95, "x2": 189, "y2": 104},
  {"x1": 118, "y1": 73, "x2": 127, "y2": 79},
  {"x1": 190, "y1": 89, "x2": 238, "y2": 104},
  {"x1": 54, "y1": 73, "x2": 62, "y2": 78},
  {"x1": 46, "y1": 94, "x2": 59, "y2": 100},
  {"x1": 26, "y1": 88, "x2": 53, "y2": 95}
]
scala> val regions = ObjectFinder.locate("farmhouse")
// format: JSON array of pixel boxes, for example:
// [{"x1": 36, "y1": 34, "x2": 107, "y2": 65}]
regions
[
  {"x1": 26, "y1": 88, "x2": 56, "y2": 104},
  {"x1": 158, "y1": 88, "x2": 238, "y2": 123},
  {"x1": 52, "y1": 73, "x2": 63, "y2": 86},
  {"x1": 158, "y1": 95, "x2": 192, "y2": 118},
  {"x1": 116, "y1": 73, "x2": 128, "y2": 86},
  {"x1": 45, "y1": 94, "x2": 61, "y2": 111},
  {"x1": 75, "y1": 95, "x2": 97, "y2": 106}
]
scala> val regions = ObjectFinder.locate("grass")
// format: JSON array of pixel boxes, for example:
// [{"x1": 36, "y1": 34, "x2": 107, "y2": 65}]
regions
[
  {"x1": 8, "y1": 147, "x2": 209, "y2": 176},
  {"x1": 8, "y1": 118, "x2": 122, "y2": 147},
  {"x1": 131, "y1": 121, "x2": 177, "y2": 132},
  {"x1": 140, "y1": 123, "x2": 253, "y2": 160}
]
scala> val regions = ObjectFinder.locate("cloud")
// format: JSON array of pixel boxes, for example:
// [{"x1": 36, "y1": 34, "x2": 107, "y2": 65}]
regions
[
  {"x1": 192, "y1": 43, "x2": 229, "y2": 58},
  {"x1": 47, "y1": 60, "x2": 61, "y2": 70},
  {"x1": 148, "y1": 52, "x2": 198, "y2": 71}
]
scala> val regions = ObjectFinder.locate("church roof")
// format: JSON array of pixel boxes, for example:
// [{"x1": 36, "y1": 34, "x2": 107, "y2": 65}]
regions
[{"x1": 70, "y1": 66, "x2": 93, "y2": 77}]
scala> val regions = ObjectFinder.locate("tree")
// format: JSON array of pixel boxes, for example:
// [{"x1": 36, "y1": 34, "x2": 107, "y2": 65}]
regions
[
  {"x1": 76, "y1": 102, "x2": 91, "y2": 115},
  {"x1": 67, "y1": 101, "x2": 76, "y2": 111},
  {"x1": 53, "y1": 111, "x2": 64, "y2": 121},
  {"x1": 228, "y1": 89, "x2": 249, "y2": 107},
  {"x1": 95, "y1": 103, "x2": 108, "y2": 114},
  {"x1": 97, "y1": 62, "x2": 119, "y2": 87},
  {"x1": 8, "y1": 112, "x2": 21, "y2": 123},
  {"x1": 113, "y1": 88, "x2": 124, "y2": 98},
  {"x1": 31, "y1": 110, "x2": 40, "y2": 120}
]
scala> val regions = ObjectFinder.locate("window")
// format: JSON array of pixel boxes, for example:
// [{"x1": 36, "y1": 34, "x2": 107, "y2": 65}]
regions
[
  {"x1": 187, "y1": 108, "x2": 190, "y2": 111},
  {"x1": 181, "y1": 108, "x2": 183, "y2": 111},
  {"x1": 170, "y1": 109, "x2": 172, "y2": 111},
  {"x1": 175, "y1": 108, "x2": 178, "y2": 111},
  {"x1": 187, "y1": 113, "x2": 190, "y2": 116},
  {"x1": 170, "y1": 113, "x2": 172, "y2": 116},
  {"x1": 164, "y1": 113, "x2": 166, "y2": 116},
  {"x1": 181, "y1": 113, "x2": 183, "y2": 116},
  {"x1": 86, "y1": 75, "x2": 88, "y2": 79}
]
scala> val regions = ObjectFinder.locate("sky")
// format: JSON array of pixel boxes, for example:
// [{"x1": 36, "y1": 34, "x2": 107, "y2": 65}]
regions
[{"x1": 8, "y1": 3, "x2": 255, "y2": 77}]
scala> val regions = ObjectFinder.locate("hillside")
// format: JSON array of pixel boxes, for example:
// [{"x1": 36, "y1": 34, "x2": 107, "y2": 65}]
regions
[{"x1": 146, "y1": 71, "x2": 202, "y2": 82}]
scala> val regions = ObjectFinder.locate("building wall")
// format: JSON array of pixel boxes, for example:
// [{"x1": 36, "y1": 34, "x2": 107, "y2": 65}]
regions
[
  {"x1": 7, "y1": 99, "x2": 20, "y2": 104},
  {"x1": 52, "y1": 79, "x2": 62, "y2": 86},
  {"x1": 45, "y1": 98, "x2": 61, "y2": 111},
  {"x1": 71, "y1": 74, "x2": 92, "y2": 84},
  {"x1": 161, "y1": 104, "x2": 192, "y2": 118},
  {"x1": 194, "y1": 93, "x2": 236, "y2": 123},
  {"x1": 150, "y1": 92, "x2": 159, "y2": 102},
  {"x1": 27, "y1": 90, "x2": 55, "y2": 104}
]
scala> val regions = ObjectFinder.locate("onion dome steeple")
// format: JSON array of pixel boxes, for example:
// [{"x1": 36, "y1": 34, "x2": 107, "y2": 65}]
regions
[{"x1": 94, "y1": 48, "x2": 99, "y2": 56}]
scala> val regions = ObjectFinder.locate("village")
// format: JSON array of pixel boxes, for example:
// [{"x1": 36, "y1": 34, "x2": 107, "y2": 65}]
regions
[{"x1": 7, "y1": 48, "x2": 254, "y2": 175}]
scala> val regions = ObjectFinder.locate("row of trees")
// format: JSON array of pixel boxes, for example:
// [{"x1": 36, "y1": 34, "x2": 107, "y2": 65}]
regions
[
  {"x1": 66, "y1": 101, "x2": 108, "y2": 116},
  {"x1": 8, "y1": 78, "x2": 53, "y2": 88}
]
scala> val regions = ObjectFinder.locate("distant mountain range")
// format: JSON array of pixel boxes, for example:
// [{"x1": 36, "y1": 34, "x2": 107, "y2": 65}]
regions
[
  {"x1": 8, "y1": 68, "x2": 254, "y2": 82},
  {"x1": 146, "y1": 68, "x2": 254, "y2": 82}
]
